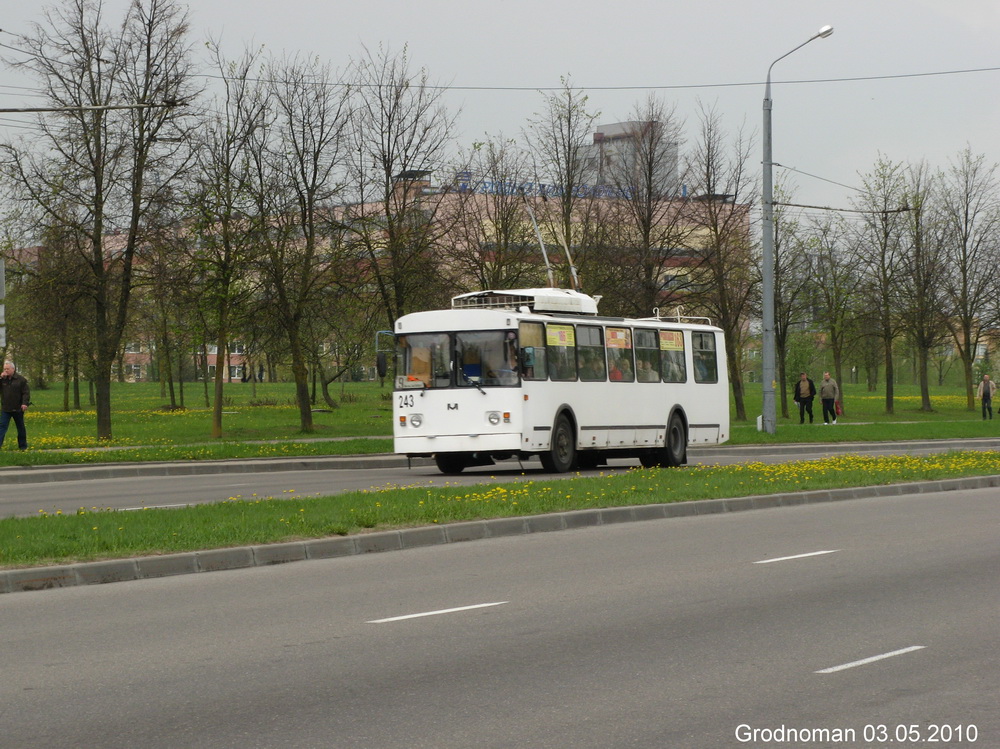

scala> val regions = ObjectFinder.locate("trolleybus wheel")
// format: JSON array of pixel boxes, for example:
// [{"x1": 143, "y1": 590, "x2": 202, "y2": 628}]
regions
[
  {"x1": 663, "y1": 412, "x2": 687, "y2": 467},
  {"x1": 434, "y1": 453, "x2": 468, "y2": 474},
  {"x1": 540, "y1": 413, "x2": 576, "y2": 473},
  {"x1": 641, "y1": 412, "x2": 688, "y2": 468}
]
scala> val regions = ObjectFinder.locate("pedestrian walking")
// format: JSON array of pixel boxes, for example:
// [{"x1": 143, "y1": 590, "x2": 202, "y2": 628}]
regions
[
  {"x1": 977, "y1": 374, "x2": 996, "y2": 420},
  {"x1": 819, "y1": 371, "x2": 840, "y2": 425},
  {"x1": 792, "y1": 371, "x2": 816, "y2": 424},
  {"x1": 0, "y1": 361, "x2": 30, "y2": 450}
]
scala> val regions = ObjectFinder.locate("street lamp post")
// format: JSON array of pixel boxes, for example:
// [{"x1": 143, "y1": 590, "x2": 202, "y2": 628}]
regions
[{"x1": 760, "y1": 24, "x2": 833, "y2": 434}]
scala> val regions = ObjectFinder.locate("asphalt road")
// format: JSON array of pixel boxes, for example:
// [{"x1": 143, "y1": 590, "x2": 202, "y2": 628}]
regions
[
  {"x1": 2, "y1": 438, "x2": 999, "y2": 518},
  {"x1": 1, "y1": 486, "x2": 996, "y2": 748}
]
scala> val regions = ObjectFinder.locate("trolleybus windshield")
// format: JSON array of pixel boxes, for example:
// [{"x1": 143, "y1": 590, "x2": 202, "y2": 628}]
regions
[{"x1": 395, "y1": 330, "x2": 519, "y2": 388}]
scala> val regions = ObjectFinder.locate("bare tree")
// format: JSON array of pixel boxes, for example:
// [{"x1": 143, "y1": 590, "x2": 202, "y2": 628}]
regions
[
  {"x1": 938, "y1": 148, "x2": 1000, "y2": 409},
  {"x1": 187, "y1": 44, "x2": 267, "y2": 436},
  {"x1": 524, "y1": 78, "x2": 601, "y2": 292},
  {"x1": 441, "y1": 139, "x2": 547, "y2": 292},
  {"x1": 683, "y1": 104, "x2": 757, "y2": 421},
  {"x1": 247, "y1": 53, "x2": 351, "y2": 432},
  {"x1": 1, "y1": 0, "x2": 197, "y2": 439},
  {"x1": 898, "y1": 162, "x2": 949, "y2": 411},
  {"x1": 346, "y1": 45, "x2": 459, "y2": 329},
  {"x1": 807, "y1": 215, "x2": 862, "y2": 410},
  {"x1": 850, "y1": 156, "x2": 909, "y2": 414},
  {"x1": 771, "y1": 194, "x2": 818, "y2": 420},
  {"x1": 592, "y1": 96, "x2": 696, "y2": 317}
]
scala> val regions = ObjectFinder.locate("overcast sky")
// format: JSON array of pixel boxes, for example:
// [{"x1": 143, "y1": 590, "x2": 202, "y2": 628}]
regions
[{"x1": 2, "y1": 0, "x2": 999, "y2": 217}]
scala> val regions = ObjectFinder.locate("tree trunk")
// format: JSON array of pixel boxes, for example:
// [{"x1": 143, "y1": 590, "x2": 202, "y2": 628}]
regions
[
  {"x1": 95, "y1": 357, "x2": 114, "y2": 440},
  {"x1": 212, "y1": 325, "x2": 228, "y2": 438},
  {"x1": 918, "y1": 347, "x2": 932, "y2": 411},
  {"x1": 961, "y1": 348, "x2": 975, "y2": 411},
  {"x1": 288, "y1": 330, "x2": 314, "y2": 432},
  {"x1": 727, "y1": 345, "x2": 746, "y2": 421},
  {"x1": 201, "y1": 343, "x2": 211, "y2": 408},
  {"x1": 884, "y1": 342, "x2": 895, "y2": 415},
  {"x1": 62, "y1": 348, "x2": 71, "y2": 412}
]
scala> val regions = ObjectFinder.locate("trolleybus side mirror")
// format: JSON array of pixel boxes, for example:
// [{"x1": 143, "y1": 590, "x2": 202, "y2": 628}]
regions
[{"x1": 376, "y1": 352, "x2": 387, "y2": 378}]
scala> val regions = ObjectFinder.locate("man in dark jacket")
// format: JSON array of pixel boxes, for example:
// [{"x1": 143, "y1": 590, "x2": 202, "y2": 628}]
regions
[
  {"x1": 0, "y1": 361, "x2": 30, "y2": 450},
  {"x1": 792, "y1": 371, "x2": 816, "y2": 424}
]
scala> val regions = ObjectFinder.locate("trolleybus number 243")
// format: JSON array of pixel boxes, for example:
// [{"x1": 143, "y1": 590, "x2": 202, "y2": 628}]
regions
[{"x1": 387, "y1": 288, "x2": 730, "y2": 475}]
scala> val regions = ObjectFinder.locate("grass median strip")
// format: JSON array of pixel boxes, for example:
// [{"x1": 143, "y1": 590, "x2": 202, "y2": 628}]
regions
[{"x1": 1, "y1": 451, "x2": 998, "y2": 569}]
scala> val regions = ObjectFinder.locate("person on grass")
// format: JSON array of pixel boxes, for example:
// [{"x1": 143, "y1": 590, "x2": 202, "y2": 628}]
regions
[
  {"x1": 792, "y1": 371, "x2": 816, "y2": 424},
  {"x1": 977, "y1": 374, "x2": 996, "y2": 420},
  {"x1": 0, "y1": 361, "x2": 30, "y2": 450},
  {"x1": 819, "y1": 371, "x2": 840, "y2": 425}
]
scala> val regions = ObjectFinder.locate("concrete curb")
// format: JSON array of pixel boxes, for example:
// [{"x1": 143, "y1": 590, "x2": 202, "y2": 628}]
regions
[{"x1": 4, "y1": 473, "x2": 999, "y2": 596}]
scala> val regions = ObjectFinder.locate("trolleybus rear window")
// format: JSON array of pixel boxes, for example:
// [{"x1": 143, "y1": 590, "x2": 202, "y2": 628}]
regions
[{"x1": 692, "y1": 331, "x2": 718, "y2": 383}]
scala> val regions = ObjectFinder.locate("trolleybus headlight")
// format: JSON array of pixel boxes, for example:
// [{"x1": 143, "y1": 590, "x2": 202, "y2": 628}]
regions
[
  {"x1": 409, "y1": 413, "x2": 423, "y2": 428},
  {"x1": 487, "y1": 411, "x2": 501, "y2": 426}
]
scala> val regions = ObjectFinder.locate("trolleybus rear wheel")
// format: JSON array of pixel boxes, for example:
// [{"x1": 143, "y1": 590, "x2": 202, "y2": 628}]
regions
[
  {"x1": 640, "y1": 412, "x2": 687, "y2": 468},
  {"x1": 663, "y1": 412, "x2": 687, "y2": 467}
]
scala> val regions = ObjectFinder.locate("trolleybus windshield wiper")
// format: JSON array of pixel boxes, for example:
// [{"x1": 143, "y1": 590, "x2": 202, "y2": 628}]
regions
[{"x1": 460, "y1": 369, "x2": 487, "y2": 394}]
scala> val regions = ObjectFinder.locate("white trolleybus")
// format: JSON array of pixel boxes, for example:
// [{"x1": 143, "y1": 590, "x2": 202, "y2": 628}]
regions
[{"x1": 390, "y1": 288, "x2": 730, "y2": 474}]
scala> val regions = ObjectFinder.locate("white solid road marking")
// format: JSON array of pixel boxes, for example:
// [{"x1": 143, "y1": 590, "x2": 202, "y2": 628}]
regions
[
  {"x1": 816, "y1": 646, "x2": 926, "y2": 674},
  {"x1": 754, "y1": 550, "x2": 840, "y2": 564},
  {"x1": 368, "y1": 601, "x2": 509, "y2": 624}
]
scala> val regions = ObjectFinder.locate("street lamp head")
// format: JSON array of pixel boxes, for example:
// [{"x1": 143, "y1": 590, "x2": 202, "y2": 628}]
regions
[{"x1": 816, "y1": 24, "x2": 834, "y2": 39}]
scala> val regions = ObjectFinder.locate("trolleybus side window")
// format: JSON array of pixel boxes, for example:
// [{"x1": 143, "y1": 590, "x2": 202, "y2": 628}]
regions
[
  {"x1": 519, "y1": 322, "x2": 547, "y2": 380},
  {"x1": 396, "y1": 333, "x2": 450, "y2": 388},
  {"x1": 606, "y1": 327, "x2": 634, "y2": 382},
  {"x1": 577, "y1": 325, "x2": 606, "y2": 381},
  {"x1": 546, "y1": 324, "x2": 577, "y2": 381},
  {"x1": 660, "y1": 330, "x2": 686, "y2": 383},
  {"x1": 692, "y1": 331, "x2": 719, "y2": 383},
  {"x1": 634, "y1": 329, "x2": 659, "y2": 382}
]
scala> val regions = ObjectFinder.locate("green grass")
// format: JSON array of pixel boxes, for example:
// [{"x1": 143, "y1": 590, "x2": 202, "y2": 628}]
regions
[
  {"x1": 2, "y1": 450, "x2": 998, "y2": 569},
  {"x1": 0, "y1": 380, "x2": 994, "y2": 467},
  {"x1": 2, "y1": 379, "x2": 997, "y2": 570},
  {"x1": 0, "y1": 381, "x2": 395, "y2": 465}
]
